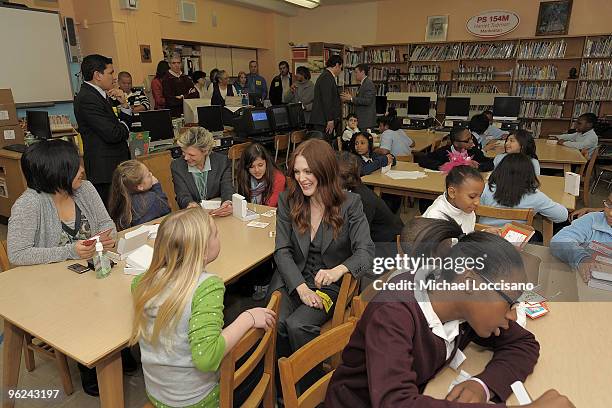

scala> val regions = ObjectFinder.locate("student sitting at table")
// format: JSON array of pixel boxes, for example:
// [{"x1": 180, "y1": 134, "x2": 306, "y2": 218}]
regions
[
  {"x1": 470, "y1": 113, "x2": 495, "y2": 149},
  {"x1": 493, "y1": 129, "x2": 540, "y2": 176},
  {"x1": 171, "y1": 127, "x2": 234, "y2": 214},
  {"x1": 272, "y1": 139, "x2": 374, "y2": 383},
  {"x1": 422, "y1": 165, "x2": 485, "y2": 234},
  {"x1": 325, "y1": 219, "x2": 575, "y2": 408},
  {"x1": 236, "y1": 142, "x2": 286, "y2": 208},
  {"x1": 349, "y1": 131, "x2": 394, "y2": 175},
  {"x1": 419, "y1": 126, "x2": 494, "y2": 172},
  {"x1": 375, "y1": 115, "x2": 414, "y2": 157},
  {"x1": 551, "y1": 112, "x2": 599, "y2": 159},
  {"x1": 551, "y1": 191, "x2": 612, "y2": 283},
  {"x1": 130, "y1": 208, "x2": 276, "y2": 408},
  {"x1": 480, "y1": 153, "x2": 568, "y2": 231},
  {"x1": 341, "y1": 113, "x2": 360, "y2": 152},
  {"x1": 482, "y1": 109, "x2": 509, "y2": 141},
  {"x1": 108, "y1": 160, "x2": 171, "y2": 231}
]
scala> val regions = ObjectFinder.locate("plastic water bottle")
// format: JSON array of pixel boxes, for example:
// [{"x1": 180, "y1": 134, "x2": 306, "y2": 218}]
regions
[{"x1": 94, "y1": 238, "x2": 112, "y2": 279}]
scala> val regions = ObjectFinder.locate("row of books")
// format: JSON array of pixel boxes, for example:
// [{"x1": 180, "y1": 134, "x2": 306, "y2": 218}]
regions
[
  {"x1": 580, "y1": 60, "x2": 612, "y2": 80},
  {"x1": 574, "y1": 101, "x2": 600, "y2": 117},
  {"x1": 584, "y1": 36, "x2": 612, "y2": 58},
  {"x1": 364, "y1": 47, "x2": 399, "y2": 64},
  {"x1": 513, "y1": 81, "x2": 567, "y2": 99},
  {"x1": 375, "y1": 83, "x2": 400, "y2": 96},
  {"x1": 454, "y1": 65, "x2": 496, "y2": 81},
  {"x1": 454, "y1": 83, "x2": 499, "y2": 94},
  {"x1": 520, "y1": 102, "x2": 564, "y2": 118},
  {"x1": 517, "y1": 40, "x2": 567, "y2": 59},
  {"x1": 516, "y1": 64, "x2": 558, "y2": 80},
  {"x1": 523, "y1": 120, "x2": 543, "y2": 138},
  {"x1": 343, "y1": 69, "x2": 360, "y2": 85},
  {"x1": 344, "y1": 51, "x2": 362, "y2": 68},
  {"x1": 577, "y1": 82, "x2": 612, "y2": 100},
  {"x1": 408, "y1": 65, "x2": 440, "y2": 74},
  {"x1": 370, "y1": 66, "x2": 402, "y2": 81},
  {"x1": 461, "y1": 42, "x2": 516, "y2": 60},
  {"x1": 409, "y1": 44, "x2": 461, "y2": 61}
]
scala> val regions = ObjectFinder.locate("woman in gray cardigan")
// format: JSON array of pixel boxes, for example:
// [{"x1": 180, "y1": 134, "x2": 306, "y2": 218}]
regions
[
  {"x1": 283, "y1": 66, "x2": 314, "y2": 124},
  {"x1": 8, "y1": 140, "x2": 116, "y2": 266},
  {"x1": 271, "y1": 139, "x2": 374, "y2": 365}
]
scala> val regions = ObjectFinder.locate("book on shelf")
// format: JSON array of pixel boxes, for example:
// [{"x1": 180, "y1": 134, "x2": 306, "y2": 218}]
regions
[
  {"x1": 516, "y1": 64, "x2": 558, "y2": 80},
  {"x1": 454, "y1": 65, "x2": 496, "y2": 81},
  {"x1": 344, "y1": 51, "x2": 362, "y2": 68},
  {"x1": 514, "y1": 81, "x2": 567, "y2": 99},
  {"x1": 370, "y1": 66, "x2": 403, "y2": 81},
  {"x1": 577, "y1": 81, "x2": 612, "y2": 100},
  {"x1": 584, "y1": 35, "x2": 612, "y2": 58},
  {"x1": 461, "y1": 42, "x2": 516, "y2": 60},
  {"x1": 523, "y1": 120, "x2": 543, "y2": 138},
  {"x1": 520, "y1": 101, "x2": 563, "y2": 119},
  {"x1": 409, "y1": 44, "x2": 460, "y2": 61},
  {"x1": 518, "y1": 40, "x2": 567, "y2": 59},
  {"x1": 365, "y1": 47, "x2": 398, "y2": 64},
  {"x1": 573, "y1": 101, "x2": 601, "y2": 117},
  {"x1": 456, "y1": 83, "x2": 500, "y2": 94},
  {"x1": 580, "y1": 60, "x2": 612, "y2": 80}
]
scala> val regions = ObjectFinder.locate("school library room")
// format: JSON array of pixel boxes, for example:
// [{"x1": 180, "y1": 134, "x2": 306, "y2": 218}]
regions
[{"x1": 0, "y1": 0, "x2": 611, "y2": 407}]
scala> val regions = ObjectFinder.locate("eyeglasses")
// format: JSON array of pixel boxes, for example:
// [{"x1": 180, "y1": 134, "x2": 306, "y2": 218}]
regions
[
  {"x1": 475, "y1": 271, "x2": 521, "y2": 310},
  {"x1": 455, "y1": 138, "x2": 473, "y2": 144},
  {"x1": 603, "y1": 200, "x2": 612, "y2": 209}
]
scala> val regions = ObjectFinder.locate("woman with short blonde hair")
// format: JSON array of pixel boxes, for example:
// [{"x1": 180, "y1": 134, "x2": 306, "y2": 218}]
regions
[{"x1": 171, "y1": 127, "x2": 234, "y2": 214}]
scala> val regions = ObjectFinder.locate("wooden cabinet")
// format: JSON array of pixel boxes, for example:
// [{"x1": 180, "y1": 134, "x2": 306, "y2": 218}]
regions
[{"x1": 0, "y1": 150, "x2": 27, "y2": 220}]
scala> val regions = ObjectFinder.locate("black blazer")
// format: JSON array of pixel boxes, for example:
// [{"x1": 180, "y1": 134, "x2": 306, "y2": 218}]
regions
[
  {"x1": 210, "y1": 84, "x2": 235, "y2": 107},
  {"x1": 310, "y1": 69, "x2": 342, "y2": 127},
  {"x1": 73, "y1": 82, "x2": 132, "y2": 184},
  {"x1": 170, "y1": 152, "x2": 234, "y2": 208},
  {"x1": 271, "y1": 191, "x2": 375, "y2": 294},
  {"x1": 353, "y1": 184, "x2": 403, "y2": 243},
  {"x1": 418, "y1": 145, "x2": 494, "y2": 172},
  {"x1": 269, "y1": 73, "x2": 292, "y2": 105}
]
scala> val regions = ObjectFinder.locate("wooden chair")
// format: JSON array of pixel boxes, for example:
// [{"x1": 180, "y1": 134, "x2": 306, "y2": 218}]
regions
[
  {"x1": 287, "y1": 129, "x2": 306, "y2": 163},
  {"x1": 0, "y1": 240, "x2": 73, "y2": 395},
  {"x1": 319, "y1": 273, "x2": 359, "y2": 334},
  {"x1": 228, "y1": 142, "x2": 250, "y2": 187},
  {"x1": 475, "y1": 206, "x2": 535, "y2": 231},
  {"x1": 431, "y1": 138, "x2": 443, "y2": 151},
  {"x1": 576, "y1": 147, "x2": 599, "y2": 207},
  {"x1": 274, "y1": 134, "x2": 290, "y2": 169},
  {"x1": 278, "y1": 319, "x2": 357, "y2": 408},
  {"x1": 219, "y1": 291, "x2": 281, "y2": 408}
]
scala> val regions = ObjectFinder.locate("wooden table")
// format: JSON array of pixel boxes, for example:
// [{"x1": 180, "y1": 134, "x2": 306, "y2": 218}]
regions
[
  {"x1": 0, "y1": 206, "x2": 276, "y2": 408},
  {"x1": 361, "y1": 162, "x2": 576, "y2": 244},
  {"x1": 485, "y1": 139, "x2": 587, "y2": 173}
]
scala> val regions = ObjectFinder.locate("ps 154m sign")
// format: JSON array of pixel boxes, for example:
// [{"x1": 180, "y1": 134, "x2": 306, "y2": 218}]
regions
[{"x1": 466, "y1": 10, "x2": 520, "y2": 38}]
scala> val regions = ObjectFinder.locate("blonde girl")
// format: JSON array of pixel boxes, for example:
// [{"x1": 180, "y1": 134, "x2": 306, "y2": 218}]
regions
[
  {"x1": 108, "y1": 160, "x2": 171, "y2": 231},
  {"x1": 130, "y1": 208, "x2": 276, "y2": 408}
]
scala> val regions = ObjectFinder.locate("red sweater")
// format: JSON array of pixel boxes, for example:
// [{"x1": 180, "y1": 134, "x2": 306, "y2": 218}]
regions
[
  {"x1": 264, "y1": 170, "x2": 286, "y2": 207},
  {"x1": 151, "y1": 77, "x2": 165, "y2": 109},
  {"x1": 325, "y1": 275, "x2": 540, "y2": 407}
]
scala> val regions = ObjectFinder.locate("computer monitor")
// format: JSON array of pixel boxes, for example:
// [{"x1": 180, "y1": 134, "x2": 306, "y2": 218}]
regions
[
  {"x1": 197, "y1": 105, "x2": 224, "y2": 132},
  {"x1": 493, "y1": 96, "x2": 522, "y2": 121},
  {"x1": 287, "y1": 103, "x2": 305, "y2": 129},
  {"x1": 26, "y1": 111, "x2": 52, "y2": 140},
  {"x1": 183, "y1": 98, "x2": 211, "y2": 124},
  {"x1": 248, "y1": 108, "x2": 271, "y2": 135},
  {"x1": 407, "y1": 96, "x2": 430, "y2": 119},
  {"x1": 267, "y1": 105, "x2": 290, "y2": 131},
  {"x1": 139, "y1": 109, "x2": 174, "y2": 145},
  {"x1": 445, "y1": 97, "x2": 471, "y2": 121}
]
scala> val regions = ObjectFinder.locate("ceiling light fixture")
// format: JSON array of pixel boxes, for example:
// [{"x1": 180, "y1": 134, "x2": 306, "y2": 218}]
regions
[{"x1": 284, "y1": 0, "x2": 320, "y2": 9}]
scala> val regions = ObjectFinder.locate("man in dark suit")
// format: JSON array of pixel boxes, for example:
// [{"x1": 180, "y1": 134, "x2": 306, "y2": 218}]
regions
[
  {"x1": 74, "y1": 54, "x2": 132, "y2": 205},
  {"x1": 341, "y1": 63, "x2": 377, "y2": 129},
  {"x1": 310, "y1": 55, "x2": 343, "y2": 140},
  {"x1": 269, "y1": 60, "x2": 292, "y2": 106}
]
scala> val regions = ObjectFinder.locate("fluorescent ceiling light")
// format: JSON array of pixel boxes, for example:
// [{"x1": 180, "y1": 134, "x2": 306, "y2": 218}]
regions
[{"x1": 284, "y1": 0, "x2": 320, "y2": 9}]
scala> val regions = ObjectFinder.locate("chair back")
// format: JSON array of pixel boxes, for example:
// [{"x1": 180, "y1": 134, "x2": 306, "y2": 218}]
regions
[
  {"x1": 219, "y1": 291, "x2": 281, "y2": 408},
  {"x1": 581, "y1": 147, "x2": 599, "y2": 207},
  {"x1": 274, "y1": 134, "x2": 290, "y2": 169},
  {"x1": 278, "y1": 319, "x2": 357, "y2": 408},
  {"x1": 476, "y1": 205, "x2": 535, "y2": 226},
  {"x1": 228, "y1": 142, "x2": 250, "y2": 187},
  {"x1": 0, "y1": 240, "x2": 11, "y2": 272}
]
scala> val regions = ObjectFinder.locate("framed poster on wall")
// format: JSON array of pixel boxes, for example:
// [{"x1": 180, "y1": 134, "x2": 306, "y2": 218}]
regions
[{"x1": 536, "y1": 0, "x2": 573, "y2": 36}]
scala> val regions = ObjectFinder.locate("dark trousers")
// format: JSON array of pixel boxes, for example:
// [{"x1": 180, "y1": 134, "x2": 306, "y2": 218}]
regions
[{"x1": 93, "y1": 182, "x2": 111, "y2": 208}]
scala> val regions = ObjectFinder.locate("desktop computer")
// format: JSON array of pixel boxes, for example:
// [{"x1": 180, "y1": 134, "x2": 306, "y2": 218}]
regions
[
  {"x1": 287, "y1": 103, "x2": 305, "y2": 129},
  {"x1": 441, "y1": 97, "x2": 471, "y2": 130},
  {"x1": 26, "y1": 110, "x2": 52, "y2": 140},
  {"x1": 197, "y1": 105, "x2": 224, "y2": 136},
  {"x1": 405, "y1": 96, "x2": 431, "y2": 129},
  {"x1": 493, "y1": 96, "x2": 521, "y2": 131},
  {"x1": 267, "y1": 105, "x2": 291, "y2": 132},
  {"x1": 139, "y1": 109, "x2": 175, "y2": 148},
  {"x1": 183, "y1": 99, "x2": 211, "y2": 124}
]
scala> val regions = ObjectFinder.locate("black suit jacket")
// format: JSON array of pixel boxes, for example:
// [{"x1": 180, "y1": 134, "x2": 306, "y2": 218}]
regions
[
  {"x1": 418, "y1": 145, "x2": 494, "y2": 172},
  {"x1": 74, "y1": 82, "x2": 131, "y2": 184},
  {"x1": 210, "y1": 84, "x2": 234, "y2": 107},
  {"x1": 269, "y1": 73, "x2": 292, "y2": 106},
  {"x1": 170, "y1": 153, "x2": 234, "y2": 208},
  {"x1": 310, "y1": 69, "x2": 341, "y2": 127}
]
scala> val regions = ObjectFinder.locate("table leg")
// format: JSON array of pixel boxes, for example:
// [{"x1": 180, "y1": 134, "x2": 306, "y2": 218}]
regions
[
  {"x1": 96, "y1": 351, "x2": 124, "y2": 408},
  {"x1": 543, "y1": 219, "x2": 553, "y2": 246},
  {"x1": 2, "y1": 321, "x2": 24, "y2": 408},
  {"x1": 373, "y1": 187, "x2": 382, "y2": 197}
]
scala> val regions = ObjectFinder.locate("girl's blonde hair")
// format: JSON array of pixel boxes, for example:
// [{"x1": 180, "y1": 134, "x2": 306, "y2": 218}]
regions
[
  {"x1": 108, "y1": 160, "x2": 146, "y2": 231},
  {"x1": 177, "y1": 127, "x2": 215, "y2": 152},
  {"x1": 130, "y1": 208, "x2": 214, "y2": 348}
]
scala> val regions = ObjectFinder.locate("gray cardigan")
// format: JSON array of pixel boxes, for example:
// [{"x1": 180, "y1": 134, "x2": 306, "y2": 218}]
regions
[
  {"x1": 283, "y1": 80, "x2": 314, "y2": 124},
  {"x1": 7, "y1": 181, "x2": 116, "y2": 266},
  {"x1": 272, "y1": 191, "x2": 375, "y2": 294}
]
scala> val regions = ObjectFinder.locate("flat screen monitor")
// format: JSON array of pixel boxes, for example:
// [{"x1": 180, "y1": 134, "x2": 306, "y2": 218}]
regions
[
  {"x1": 250, "y1": 109, "x2": 270, "y2": 134},
  {"x1": 183, "y1": 98, "x2": 211, "y2": 124},
  {"x1": 287, "y1": 103, "x2": 305, "y2": 129},
  {"x1": 267, "y1": 105, "x2": 290, "y2": 131},
  {"x1": 26, "y1": 110, "x2": 52, "y2": 140},
  {"x1": 197, "y1": 105, "x2": 224, "y2": 132},
  {"x1": 445, "y1": 97, "x2": 471, "y2": 120},
  {"x1": 407, "y1": 96, "x2": 430, "y2": 119},
  {"x1": 493, "y1": 96, "x2": 521, "y2": 121},
  {"x1": 139, "y1": 109, "x2": 174, "y2": 143}
]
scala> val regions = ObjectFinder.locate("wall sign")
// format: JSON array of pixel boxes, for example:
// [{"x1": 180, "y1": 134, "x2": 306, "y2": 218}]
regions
[{"x1": 466, "y1": 10, "x2": 520, "y2": 38}]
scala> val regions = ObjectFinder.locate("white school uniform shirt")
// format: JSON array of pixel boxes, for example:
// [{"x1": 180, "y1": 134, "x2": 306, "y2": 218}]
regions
[
  {"x1": 557, "y1": 128, "x2": 598, "y2": 158},
  {"x1": 484, "y1": 124, "x2": 508, "y2": 141},
  {"x1": 422, "y1": 193, "x2": 476, "y2": 233},
  {"x1": 342, "y1": 126, "x2": 360, "y2": 142}
]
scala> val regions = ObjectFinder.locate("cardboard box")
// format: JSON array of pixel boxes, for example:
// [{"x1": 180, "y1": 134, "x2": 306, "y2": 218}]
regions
[
  {"x1": 0, "y1": 124, "x2": 24, "y2": 147},
  {"x1": 0, "y1": 89, "x2": 18, "y2": 127}
]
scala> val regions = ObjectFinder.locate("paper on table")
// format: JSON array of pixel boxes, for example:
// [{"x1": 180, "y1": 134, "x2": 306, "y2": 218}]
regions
[
  {"x1": 447, "y1": 370, "x2": 472, "y2": 393},
  {"x1": 384, "y1": 170, "x2": 427, "y2": 180},
  {"x1": 423, "y1": 169, "x2": 440, "y2": 173},
  {"x1": 125, "y1": 224, "x2": 159, "y2": 240},
  {"x1": 126, "y1": 245, "x2": 154, "y2": 270},
  {"x1": 261, "y1": 209, "x2": 276, "y2": 218},
  {"x1": 546, "y1": 139, "x2": 558, "y2": 145},
  {"x1": 381, "y1": 163, "x2": 391, "y2": 174},
  {"x1": 511, "y1": 381, "x2": 532, "y2": 405},
  {"x1": 201, "y1": 200, "x2": 222, "y2": 210},
  {"x1": 247, "y1": 221, "x2": 269, "y2": 228}
]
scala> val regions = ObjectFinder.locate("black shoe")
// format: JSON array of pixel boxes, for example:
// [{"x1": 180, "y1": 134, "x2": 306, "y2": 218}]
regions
[
  {"x1": 121, "y1": 348, "x2": 138, "y2": 375},
  {"x1": 78, "y1": 363, "x2": 99, "y2": 397}
]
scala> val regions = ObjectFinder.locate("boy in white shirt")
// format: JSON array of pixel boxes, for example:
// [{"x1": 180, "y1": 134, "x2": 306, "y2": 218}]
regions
[
  {"x1": 341, "y1": 113, "x2": 360, "y2": 151},
  {"x1": 553, "y1": 112, "x2": 599, "y2": 159},
  {"x1": 375, "y1": 116, "x2": 414, "y2": 157},
  {"x1": 482, "y1": 110, "x2": 509, "y2": 142}
]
